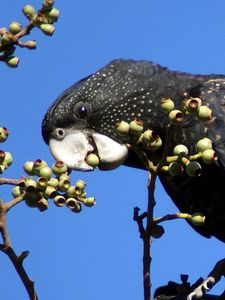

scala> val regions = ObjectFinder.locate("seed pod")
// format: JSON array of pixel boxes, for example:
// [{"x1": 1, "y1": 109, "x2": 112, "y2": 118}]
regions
[
  {"x1": 39, "y1": 166, "x2": 52, "y2": 179},
  {"x1": 197, "y1": 106, "x2": 212, "y2": 121},
  {"x1": 202, "y1": 149, "x2": 217, "y2": 164},
  {"x1": 0, "y1": 127, "x2": 9, "y2": 142},
  {"x1": 22, "y1": 5, "x2": 36, "y2": 18},
  {"x1": 9, "y1": 22, "x2": 22, "y2": 34},
  {"x1": 36, "y1": 177, "x2": 48, "y2": 191},
  {"x1": 173, "y1": 144, "x2": 189, "y2": 156},
  {"x1": 186, "y1": 161, "x2": 202, "y2": 177},
  {"x1": 47, "y1": 8, "x2": 60, "y2": 23},
  {"x1": 23, "y1": 161, "x2": 35, "y2": 175},
  {"x1": 2, "y1": 152, "x2": 13, "y2": 167},
  {"x1": 185, "y1": 97, "x2": 202, "y2": 113},
  {"x1": 25, "y1": 178, "x2": 37, "y2": 193},
  {"x1": 5, "y1": 56, "x2": 19, "y2": 68},
  {"x1": 54, "y1": 195, "x2": 66, "y2": 207},
  {"x1": 23, "y1": 40, "x2": 37, "y2": 49},
  {"x1": 142, "y1": 129, "x2": 157, "y2": 143},
  {"x1": 52, "y1": 161, "x2": 68, "y2": 176},
  {"x1": 66, "y1": 186, "x2": 77, "y2": 197},
  {"x1": 196, "y1": 138, "x2": 212, "y2": 152},
  {"x1": 12, "y1": 186, "x2": 23, "y2": 197},
  {"x1": 59, "y1": 173, "x2": 70, "y2": 181},
  {"x1": 1, "y1": 32, "x2": 12, "y2": 45},
  {"x1": 24, "y1": 191, "x2": 40, "y2": 207},
  {"x1": 190, "y1": 213, "x2": 205, "y2": 226},
  {"x1": 42, "y1": 0, "x2": 54, "y2": 9},
  {"x1": 44, "y1": 186, "x2": 57, "y2": 199},
  {"x1": 58, "y1": 178, "x2": 70, "y2": 192},
  {"x1": 169, "y1": 110, "x2": 184, "y2": 124},
  {"x1": 168, "y1": 162, "x2": 183, "y2": 176},
  {"x1": 39, "y1": 24, "x2": 55, "y2": 36},
  {"x1": 116, "y1": 121, "x2": 130, "y2": 136},
  {"x1": 48, "y1": 178, "x2": 59, "y2": 188},
  {"x1": 81, "y1": 197, "x2": 96, "y2": 207},
  {"x1": 85, "y1": 153, "x2": 100, "y2": 168},
  {"x1": 33, "y1": 159, "x2": 47, "y2": 175},
  {"x1": 37, "y1": 197, "x2": 49, "y2": 212},
  {"x1": 129, "y1": 119, "x2": 144, "y2": 136},
  {"x1": 66, "y1": 198, "x2": 82, "y2": 213},
  {"x1": 146, "y1": 136, "x2": 162, "y2": 151},
  {"x1": 151, "y1": 224, "x2": 165, "y2": 239},
  {"x1": 75, "y1": 180, "x2": 86, "y2": 191},
  {"x1": 160, "y1": 98, "x2": 175, "y2": 114}
]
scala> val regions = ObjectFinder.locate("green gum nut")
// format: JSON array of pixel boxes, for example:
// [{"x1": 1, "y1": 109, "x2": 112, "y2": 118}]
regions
[
  {"x1": 54, "y1": 195, "x2": 66, "y2": 207},
  {"x1": 12, "y1": 186, "x2": 23, "y2": 197},
  {"x1": 190, "y1": 213, "x2": 205, "y2": 226},
  {"x1": 0, "y1": 127, "x2": 9, "y2": 142},
  {"x1": 39, "y1": 24, "x2": 55, "y2": 36},
  {"x1": 160, "y1": 98, "x2": 175, "y2": 114},
  {"x1": 66, "y1": 198, "x2": 82, "y2": 213},
  {"x1": 151, "y1": 224, "x2": 165, "y2": 239},
  {"x1": 129, "y1": 119, "x2": 144, "y2": 136},
  {"x1": 36, "y1": 177, "x2": 48, "y2": 190},
  {"x1": 186, "y1": 161, "x2": 202, "y2": 177},
  {"x1": 48, "y1": 177, "x2": 59, "y2": 188},
  {"x1": 9, "y1": 22, "x2": 22, "y2": 34},
  {"x1": 44, "y1": 186, "x2": 57, "y2": 199},
  {"x1": 22, "y1": 5, "x2": 36, "y2": 18},
  {"x1": 58, "y1": 178, "x2": 70, "y2": 192},
  {"x1": 25, "y1": 178, "x2": 37, "y2": 193},
  {"x1": 2, "y1": 152, "x2": 13, "y2": 167},
  {"x1": 33, "y1": 159, "x2": 48, "y2": 175},
  {"x1": 142, "y1": 129, "x2": 157, "y2": 143},
  {"x1": 168, "y1": 162, "x2": 183, "y2": 176},
  {"x1": 24, "y1": 191, "x2": 40, "y2": 207},
  {"x1": 1, "y1": 32, "x2": 12, "y2": 45},
  {"x1": 173, "y1": 144, "x2": 189, "y2": 156},
  {"x1": 47, "y1": 8, "x2": 60, "y2": 23},
  {"x1": 185, "y1": 97, "x2": 202, "y2": 112},
  {"x1": 39, "y1": 166, "x2": 52, "y2": 179},
  {"x1": 85, "y1": 153, "x2": 100, "y2": 168},
  {"x1": 116, "y1": 121, "x2": 130, "y2": 136},
  {"x1": 75, "y1": 179, "x2": 86, "y2": 191},
  {"x1": 5, "y1": 56, "x2": 19, "y2": 68},
  {"x1": 52, "y1": 161, "x2": 68, "y2": 176},
  {"x1": 202, "y1": 149, "x2": 217, "y2": 164},
  {"x1": 66, "y1": 186, "x2": 77, "y2": 197},
  {"x1": 83, "y1": 197, "x2": 96, "y2": 207},
  {"x1": 169, "y1": 110, "x2": 184, "y2": 124},
  {"x1": 59, "y1": 173, "x2": 70, "y2": 181},
  {"x1": 23, "y1": 40, "x2": 37, "y2": 49},
  {"x1": 196, "y1": 138, "x2": 212, "y2": 152},
  {"x1": 37, "y1": 197, "x2": 49, "y2": 212},
  {"x1": 148, "y1": 136, "x2": 162, "y2": 151},
  {"x1": 23, "y1": 161, "x2": 35, "y2": 176},
  {"x1": 42, "y1": 0, "x2": 54, "y2": 9},
  {"x1": 197, "y1": 106, "x2": 212, "y2": 121}
]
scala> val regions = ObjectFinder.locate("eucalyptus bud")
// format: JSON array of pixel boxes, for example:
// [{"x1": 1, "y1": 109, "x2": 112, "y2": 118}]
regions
[
  {"x1": 9, "y1": 22, "x2": 22, "y2": 34},
  {"x1": 39, "y1": 166, "x2": 52, "y2": 179},
  {"x1": 85, "y1": 153, "x2": 100, "y2": 168},
  {"x1": 186, "y1": 161, "x2": 202, "y2": 177},
  {"x1": 66, "y1": 198, "x2": 82, "y2": 213},
  {"x1": 185, "y1": 97, "x2": 202, "y2": 112},
  {"x1": 23, "y1": 40, "x2": 37, "y2": 49},
  {"x1": 37, "y1": 197, "x2": 48, "y2": 212},
  {"x1": 33, "y1": 159, "x2": 47, "y2": 175},
  {"x1": 52, "y1": 161, "x2": 68, "y2": 176},
  {"x1": 202, "y1": 149, "x2": 217, "y2": 164},
  {"x1": 196, "y1": 138, "x2": 212, "y2": 152},
  {"x1": 197, "y1": 106, "x2": 212, "y2": 121},
  {"x1": 116, "y1": 121, "x2": 130, "y2": 136},
  {"x1": 23, "y1": 161, "x2": 34, "y2": 175},
  {"x1": 169, "y1": 110, "x2": 184, "y2": 124},
  {"x1": 190, "y1": 213, "x2": 205, "y2": 226},
  {"x1": 47, "y1": 8, "x2": 60, "y2": 23},
  {"x1": 75, "y1": 179, "x2": 86, "y2": 191},
  {"x1": 12, "y1": 186, "x2": 23, "y2": 198},
  {"x1": 44, "y1": 186, "x2": 57, "y2": 198},
  {"x1": 142, "y1": 129, "x2": 157, "y2": 143},
  {"x1": 160, "y1": 98, "x2": 175, "y2": 114},
  {"x1": 151, "y1": 224, "x2": 165, "y2": 239},
  {"x1": 22, "y1": 5, "x2": 36, "y2": 19},
  {"x1": 25, "y1": 178, "x2": 37, "y2": 193},
  {"x1": 54, "y1": 195, "x2": 66, "y2": 207},
  {"x1": 36, "y1": 177, "x2": 48, "y2": 190},
  {"x1": 58, "y1": 178, "x2": 70, "y2": 192},
  {"x1": 5, "y1": 56, "x2": 19, "y2": 68},
  {"x1": 81, "y1": 197, "x2": 96, "y2": 207},
  {"x1": 2, "y1": 152, "x2": 13, "y2": 167},
  {"x1": 173, "y1": 144, "x2": 189, "y2": 156},
  {"x1": 39, "y1": 24, "x2": 55, "y2": 36},
  {"x1": 48, "y1": 178, "x2": 59, "y2": 188},
  {"x1": 0, "y1": 127, "x2": 9, "y2": 142},
  {"x1": 129, "y1": 119, "x2": 144, "y2": 136}
]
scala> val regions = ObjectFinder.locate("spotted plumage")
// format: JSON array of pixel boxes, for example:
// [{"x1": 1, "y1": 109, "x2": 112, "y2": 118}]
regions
[{"x1": 42, "y1": 59, "x2": 225, "y2": 242}]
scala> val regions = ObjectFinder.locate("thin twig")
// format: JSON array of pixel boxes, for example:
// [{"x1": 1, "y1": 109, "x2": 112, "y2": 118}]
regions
[{"x1": 0, "y1": 177, "x2": 20, "y2": 185}]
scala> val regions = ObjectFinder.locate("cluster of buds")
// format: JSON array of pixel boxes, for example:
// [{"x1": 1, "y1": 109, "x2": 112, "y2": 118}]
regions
[
  {"x1": 0, "y1": 0, "x2": 59, "y2": 68},
  {"x1": 0, "y1": 127, "x2": 12, "y2": 173},
  {"x1": 167, "y1": 137, "x2": 217, "y2": 177},
  {"x1": 12, "y1": 159, "x2": 95, "y2": 213},
  {"x1": 160, "y1": 97, "x2": 212, "y2": 123},
  {"x1": 116, "y1": 119, "x2": 162, "y2": 152}
]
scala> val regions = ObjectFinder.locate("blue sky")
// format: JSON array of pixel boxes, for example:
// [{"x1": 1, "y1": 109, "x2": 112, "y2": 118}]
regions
[{"x1": 1, "y1": 1, "x2": 225, "y2": 299}]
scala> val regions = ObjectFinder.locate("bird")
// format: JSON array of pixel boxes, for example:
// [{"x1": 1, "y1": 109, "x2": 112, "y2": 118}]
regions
[{"x1": 42, "y1": 59, "x2": 225, "y2": 298}]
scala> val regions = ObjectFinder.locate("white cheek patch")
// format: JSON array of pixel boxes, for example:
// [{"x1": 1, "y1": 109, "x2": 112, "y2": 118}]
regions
[
  {"x1": 49, "y1": 132, "x2": 94, "y2": 171},
  {"x1": 92, "y1": 133, "x2": 128, "y2": 170}
]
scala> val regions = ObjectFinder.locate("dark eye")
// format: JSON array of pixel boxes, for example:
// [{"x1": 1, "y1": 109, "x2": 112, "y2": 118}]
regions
[{"x1": 74, "y1": 102, "x2": 90, "y2": 119}]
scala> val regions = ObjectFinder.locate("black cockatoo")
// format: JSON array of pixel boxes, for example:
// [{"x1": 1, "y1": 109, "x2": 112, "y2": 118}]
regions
[{"x1": 42, "y1": 59, "x2": 225, "y2": 298}]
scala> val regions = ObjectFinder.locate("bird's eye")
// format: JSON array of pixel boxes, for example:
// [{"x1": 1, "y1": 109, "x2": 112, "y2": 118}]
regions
[
  {"x1": 55, "y1": 128, "x2": 65, "y2": 140},
  {"x1": 74, "y1": 102, "x2": 90, "y2": 119}
]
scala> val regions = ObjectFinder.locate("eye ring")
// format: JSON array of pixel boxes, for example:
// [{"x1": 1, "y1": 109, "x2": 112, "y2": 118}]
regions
[{"x1": 55, "y1": 128, "x2": 65, "y2": 140}]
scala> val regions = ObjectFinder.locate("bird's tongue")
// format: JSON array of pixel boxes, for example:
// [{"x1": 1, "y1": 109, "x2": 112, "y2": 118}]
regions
[{"x1": 49, "y1": 131, "x2": 128, "y2": 171}]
